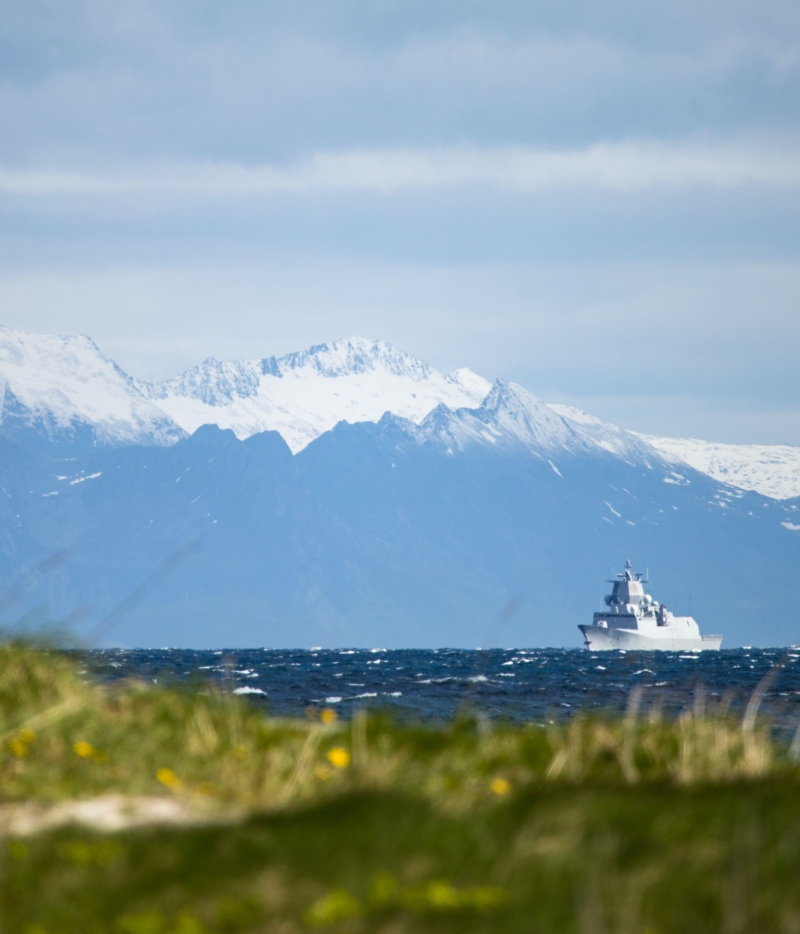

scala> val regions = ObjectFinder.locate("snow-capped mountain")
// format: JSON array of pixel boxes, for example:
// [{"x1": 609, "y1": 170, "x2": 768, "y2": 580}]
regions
[
  {"x1": 135, "y1": 338, "x2": 491, "y2": 453},
  {"x1": 0, "y1": 326, "x2": 183, "y2": 446},
  {"x1": 2, "y1": 323, "x2": 799, "y2": 500}
]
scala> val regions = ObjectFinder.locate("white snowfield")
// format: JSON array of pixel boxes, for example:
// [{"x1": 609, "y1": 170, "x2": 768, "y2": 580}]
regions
[
  {"x1": 2, "y1": 324, "x2": 799, "y2": 500},
  {"x1": 135, "y1": 338, "x2": 492, "y2": 454},
  {"x1": 637, "y1": 435, "x2": 800, "y2": 503},
  {"x1": 549, "y1": 403, "x2": 800, "y2": 501}
]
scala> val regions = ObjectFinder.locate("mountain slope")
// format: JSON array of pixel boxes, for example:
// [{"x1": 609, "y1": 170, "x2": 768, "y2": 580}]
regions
[{"x1": 136, "y1": 338, "x2": 492, "y2": 453}]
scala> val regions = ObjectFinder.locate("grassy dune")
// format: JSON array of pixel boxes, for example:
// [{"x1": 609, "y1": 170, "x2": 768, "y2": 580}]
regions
[{"x1": 0, "y1": 643, "x2": 799, "y2": 933}]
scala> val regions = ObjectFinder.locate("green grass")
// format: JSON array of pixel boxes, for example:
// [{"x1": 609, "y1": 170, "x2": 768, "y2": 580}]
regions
[{"x1": 0, "y1": 642, "x2": 799, "y2": 933}]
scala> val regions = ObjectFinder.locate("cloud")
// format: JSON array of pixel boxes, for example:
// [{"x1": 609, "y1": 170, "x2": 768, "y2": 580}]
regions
[
  {"x1": 2, "y1": 0, "x2": 799, "y2": 169},
  {"x1": 3, "y1": 141, "x2": 800, "y2": 197}
]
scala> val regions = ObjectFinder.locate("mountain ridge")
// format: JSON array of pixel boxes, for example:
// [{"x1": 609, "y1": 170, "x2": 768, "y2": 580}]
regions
[{"x1": 134, "y1": 336, "x2": 493, "y2": 453}]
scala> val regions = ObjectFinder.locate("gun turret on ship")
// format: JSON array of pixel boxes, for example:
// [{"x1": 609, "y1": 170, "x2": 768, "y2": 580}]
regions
[{"x1": 579, "y1": 560, "x2": 722, "y2": 651}]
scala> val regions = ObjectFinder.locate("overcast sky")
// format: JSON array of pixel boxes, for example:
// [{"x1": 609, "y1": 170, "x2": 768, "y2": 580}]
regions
[{"x1": 1, "y1": 0, "x2": 799, "y2": 443}]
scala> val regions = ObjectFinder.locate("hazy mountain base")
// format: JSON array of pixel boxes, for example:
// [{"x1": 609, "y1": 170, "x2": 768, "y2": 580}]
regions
[
  {"x1": 1, "y1": 644, "x2": 800, "y2": 932},
  {"x1": 1, "y1": 412, "x2": 799, "y2": 647}
]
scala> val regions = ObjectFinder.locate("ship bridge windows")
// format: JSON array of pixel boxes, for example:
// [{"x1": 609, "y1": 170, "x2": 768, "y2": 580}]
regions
[{"x1": 610, "y1": 581, "x2": 644, "y2": 605}]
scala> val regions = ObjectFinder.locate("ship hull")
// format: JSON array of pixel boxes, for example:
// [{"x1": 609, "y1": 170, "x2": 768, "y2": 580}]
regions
[{"x1": 579, "y1": 625, "x2": 722, "y2": 652}]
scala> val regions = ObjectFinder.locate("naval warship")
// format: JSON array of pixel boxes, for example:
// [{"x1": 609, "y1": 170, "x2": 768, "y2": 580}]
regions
[{"x1": 579, "y1": 561, "x2": 723, "y2": 651}]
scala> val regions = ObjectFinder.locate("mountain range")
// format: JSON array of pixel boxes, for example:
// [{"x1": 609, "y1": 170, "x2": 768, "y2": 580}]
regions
[{"x1": 1, "y1": 324, "x2": 798, "y2": 648}]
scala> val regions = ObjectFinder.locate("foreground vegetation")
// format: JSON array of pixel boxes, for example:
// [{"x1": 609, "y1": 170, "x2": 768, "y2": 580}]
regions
[{"x1": 0, "y1": 643, "x2": 799, "y2": 933}]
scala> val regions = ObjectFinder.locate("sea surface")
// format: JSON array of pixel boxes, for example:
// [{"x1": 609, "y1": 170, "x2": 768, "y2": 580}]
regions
[{"x1": 83, "y1": 647, "x2": 800, "y2": 733}]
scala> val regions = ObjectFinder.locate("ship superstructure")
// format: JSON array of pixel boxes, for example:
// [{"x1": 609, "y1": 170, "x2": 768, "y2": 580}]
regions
[{"x1": 579, "y1": 560, "x2": 722, "y2": 651}]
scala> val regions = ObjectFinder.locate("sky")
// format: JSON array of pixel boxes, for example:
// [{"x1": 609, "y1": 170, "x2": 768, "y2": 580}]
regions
[{"x1": 1, "y1": 0, "x2": 799, "y2": 444}]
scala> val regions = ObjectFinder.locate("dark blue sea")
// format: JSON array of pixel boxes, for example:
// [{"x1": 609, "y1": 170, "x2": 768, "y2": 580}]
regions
[{"x1": 83, "y1": 647, "x2": 800, "y2": 733}]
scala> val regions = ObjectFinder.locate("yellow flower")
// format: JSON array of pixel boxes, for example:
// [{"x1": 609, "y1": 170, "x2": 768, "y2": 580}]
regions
[
  {"x1": 8, "y1": 728, "x2": 36, "y2": 757},
  {"x1": 321, "y1": 707, "x2": 338, "y2": 725},
  {"x1": 156, "y1": 767, "x2": 180, "y2": 788},
  {"x1": 327, "y1": 747, "x2": 350, "y2": 769},
  {"x1": 425, "y1": 881, "x2": 461, "y2": 908},
  {"x1": 72, "y1": 741, "x2": 107, "y2": 763},
  {"x1": 490, "y1": 777, "x2": 511, "y2": 796},
  {"x1": 305, "y1": 889, "x2": 361, "y2": 926}
]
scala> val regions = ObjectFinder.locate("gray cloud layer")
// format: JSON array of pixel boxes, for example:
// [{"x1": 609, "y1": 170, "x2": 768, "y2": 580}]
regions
[{"x1": 1, "y1": 0, "x2": 799, "y2": 443}]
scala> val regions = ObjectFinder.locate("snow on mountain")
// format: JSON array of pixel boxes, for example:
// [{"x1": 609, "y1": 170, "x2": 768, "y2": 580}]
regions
[
  {"x1": 0, "y1": 325, "x2": 184, "y2": 445},
  {"x1": 637, "y1": 435, "x2": 800, "y2": 501},
  {"x1": 136, "y1": 338, "x2": 492, "y2": 453},
  {"x1": 547, "y1": 403, "x2": 662, "y2": 466},
  {"x1": 549, "y1": 401, "x2": 800, "y2": 500},
  {"x1": 420, "y1": 380, "x2": 588, "y2": 459}
]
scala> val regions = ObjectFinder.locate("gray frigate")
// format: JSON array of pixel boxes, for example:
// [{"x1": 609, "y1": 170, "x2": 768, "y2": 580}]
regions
[{"x1": 579, "y1": 561, "x2": 723, "y2": 651}]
